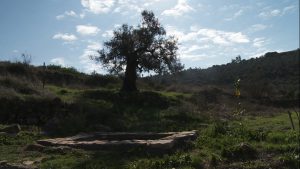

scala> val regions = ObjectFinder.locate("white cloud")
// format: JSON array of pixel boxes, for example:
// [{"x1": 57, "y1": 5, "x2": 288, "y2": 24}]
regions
[
  {"x1": 259, "y1": 5, "x2": 296, "y2": 19},
  {"x1": 250, "y1": 24, "x2": 267, "y2": 31},
  {"x1": 259, "y1": 9, "x2": 280, "y2": 18},
  {"x1": 79, "y1": 41, "x2": 103, "y2": 73},
  {"x1": 52, "y1": 33, "x2": 77, "y2": 41},
  {"x1": 79, "y1": 12, "x2": 86, "y2": 18},
  {"x1": 270, "y1": 9, "x2": 280, "y2": 16},
  {"x1": 180, "y1": 54, "x2": 209, "y2": 61},
  {"x1": 225, "y1": 9, "x2": 243, "y2": 21},
  {"x1": 219, "y1": 4, "x2": 239, "y2": 11},
  {"x1": 56, "y1": 15, "x2": 64, "y2": 20},
  {"x1": 162, "y1": 0, "x2": 194, "y2": 16},
  {"x1": 248, "y1": 50, "x2": 268, "y2": 58},
  {"x1": 56, "y1": 10, "x2": 78, "y2": 20},
  {"x1": 253, "y1": 37, "x2": 266, "y2": 47},
  {"x1": 102, "y1": 30, "x2": 114, "y2": 38},
  {"x1": 143, "y1": 0, "x2": 163, "y2": 6},
  {"x1": 184, "y1": 45, "x2": 210, "y2": 53},
  {"x1": 81, "y1": 0, "x2": 115, "y2": 14},
  {"x1": 201, "y1": 29, "x2": 250, "y2": 44},
  {"x1": 76, "y1": 25, "x2": 100, "y2": 36},
  {"x1": 167, "y1": 26, "x2": 249, "y2": 45},
  {"x1": 283, "y1": 5, "x2": 296, "y2": 14},
  {"x1": 87, "y1": 41, "x2": 102, "y2": 50},
  {"x1": 113, "y1": 0, "x2": 143, "y2": 15},
  {"x1": 50, "y1": 57, "x2": 65, "y2": 66}
]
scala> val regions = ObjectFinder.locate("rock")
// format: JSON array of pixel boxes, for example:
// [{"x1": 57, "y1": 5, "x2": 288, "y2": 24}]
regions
[
  {"x1": 0, "y1": 161, "x2": 37, "y2": 169},
  {"x1": 0, "y1": 124, "x2": 21, "y2": 134},
  {"x1": 22, "y1": 161, "x2": 34, "y2": 166},
  {"x1": 37, "y1": 130, "x2": 198, "y2": 152},
  {"x1": 24, "y1": 143, "x2": 46, "y2": 152}
]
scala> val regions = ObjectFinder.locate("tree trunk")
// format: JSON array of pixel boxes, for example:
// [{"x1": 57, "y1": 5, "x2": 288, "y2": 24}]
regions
[{"x1": 121, "y1": 59, "x2": 137, "y2": 92}]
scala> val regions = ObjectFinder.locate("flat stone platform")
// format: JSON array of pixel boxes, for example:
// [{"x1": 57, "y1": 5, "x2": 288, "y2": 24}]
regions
[{"x1": 37, "y1": 130, "x2": 197, "y2": 151}]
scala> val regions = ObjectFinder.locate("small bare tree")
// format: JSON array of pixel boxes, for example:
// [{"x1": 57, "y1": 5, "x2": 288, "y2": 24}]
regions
[{"x1": 21, "y1": 53, "x2": 32, "y2": 65}]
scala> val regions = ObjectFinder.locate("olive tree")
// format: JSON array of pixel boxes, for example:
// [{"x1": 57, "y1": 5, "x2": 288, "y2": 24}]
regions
[{"x1": 93, "y1": 10, "x2": 183, "y2": 91}]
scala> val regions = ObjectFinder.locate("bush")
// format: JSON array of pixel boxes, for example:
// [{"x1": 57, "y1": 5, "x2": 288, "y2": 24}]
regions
[
  {"x1": 127, "y1": 153, "x2": 192, "y2": 169},
  {"x1": 0, "y1": 96, "x2": 63, "y2": 126},
  {"x1": 279, "y1": 152, "x2": 299, "y2": 169},
  {"x1": 6, "y1": 62, "x2": 30, "y2": 75},
  {"x1": 221, "y1": 142, "x2": 257, "y2": 161},
  {"x1": 0, "y1": 76, "x2": 38, "y2": 95},
  {"x1": 82, "y1": 90, "x2": 170, "y2": 109},
  {"x1": 84, "y1": 74, "x2": 121, "y2": 87},
  {"x1": 267, "y1": 131, "x2": 299, "y2": 144}
]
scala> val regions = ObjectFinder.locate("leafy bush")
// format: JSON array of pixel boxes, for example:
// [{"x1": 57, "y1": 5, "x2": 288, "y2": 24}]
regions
[
  {"x1": 221, "y1": 142, "x2": 257, "y2": 161},
  {"x1": 5, "y1": 62, "x2": 30, "y2": 75},
  {"x1": 82, "y1": 90, "x2": 170, "y2": 109},
  {"x1": 279, "y1": 152, "x2": 299, "y2": 169},
  {"x1": 0, "y1": 76, "x2": 38, "y2": 95},
  {"x1": 267, "y1": 131, "x2": 298, "y2": 144},
  {"x1": 127, "y1": 153, "x2": 192, "y2": 169},
  {"x1": 84, "y1": 74, "x2": 121, "y2": 87},
  {"x1": 0, "y1": 96, "x2": 62, "y2": 126}
]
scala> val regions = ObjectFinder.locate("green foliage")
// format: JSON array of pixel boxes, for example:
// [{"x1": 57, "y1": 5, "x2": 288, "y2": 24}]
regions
[
  {"x1": 82, "y1": 90, "x2": 170, "y2": 109},
  {"x1": 0, "y1": 96, "x2": 62, "y2": 125},
  {"x1": 279, "y1": 152, "x2": 300, "y2": 169},
  {"x1": 266, "y1": 131, "x2": 298, "y2": 144},
  {"x1": 0, "y1": 113, "x2": 299, "y2": 169},
  {"x1": 127, "y1": 153, "x2": 192, "y2": 169},
  {"x1": 84, "y1": 73, "x2": 121, "y2": 88},
  {"x1": 221, "y1": 143, "x2": 257, "y2": 161},
  {"x1": 147, "y1": 49, "x2": 300, "y2": 107},
  {"x1": 0, "y1": 61, "x2": 121, "y2": 90},
  {"x1": 0, "y1": 76, "x2": 39, "y2": 95},
  {"x1": 0, "y1": 49, "x2": 299, "y2": 168}
]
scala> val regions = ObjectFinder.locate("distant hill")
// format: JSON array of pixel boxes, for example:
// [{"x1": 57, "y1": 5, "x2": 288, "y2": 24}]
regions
[
  {"x1": 0, "y1": 62, "x2": 121, "y2": 94},
  {"x1": 0, "y1": 49, "x2": 299, "y2": 107},
  {"x1": 144, "y1": 49, "x2": 299, "y2": 105}
]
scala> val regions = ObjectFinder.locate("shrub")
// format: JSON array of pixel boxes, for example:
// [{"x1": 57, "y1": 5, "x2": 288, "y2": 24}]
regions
[
  {"x1": 279, "y1": 152, "x2": 300, "y2": 169},
  {"x1": 0, "y1": 76, "x2": 38, "y2": 95},
  {"x1": 82, "y1": 90, "x2": 170, "y2": 109},
  {"x1": 127, "y1": 153, "x2": 192, "y2": 169},
  {"x1": 84, "y1": 74, "x2": 121, "y2": 87},
  {"x1": 221, "y1": 142, "x2": 257, "y2": 161},
  {"x1": 6, "y1": 62, "x2": 30, "y2": 75}
]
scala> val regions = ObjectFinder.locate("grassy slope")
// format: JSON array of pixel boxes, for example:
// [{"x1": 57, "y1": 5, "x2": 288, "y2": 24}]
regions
[
  {"x1": 0, "y1": 107, "x2": 298, "y2": 169},
  {"x1": 0, "y1": 58, "x2": 299, "y2": 168}
]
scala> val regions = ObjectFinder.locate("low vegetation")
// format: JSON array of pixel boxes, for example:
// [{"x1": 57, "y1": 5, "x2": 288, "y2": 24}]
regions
[
  {"x1": 0, "y1": 112, "x2": 298, "y2": 169},
  {"x1": 0, "y1": 49, "x2": 299, "y2": 168}
]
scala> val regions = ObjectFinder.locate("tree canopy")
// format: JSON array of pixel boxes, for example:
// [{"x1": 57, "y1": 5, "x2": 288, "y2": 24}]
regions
[{"x1": 93, "y1": 10, "x2": 183, "y2": 91}]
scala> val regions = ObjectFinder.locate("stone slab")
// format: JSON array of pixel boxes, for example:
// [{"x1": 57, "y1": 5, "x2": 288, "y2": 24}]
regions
[{"x1": 37, "y1": 130, "x2": 197, "y2": 151}]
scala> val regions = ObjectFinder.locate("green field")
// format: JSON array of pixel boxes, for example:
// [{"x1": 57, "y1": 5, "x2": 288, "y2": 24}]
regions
[{"x1": 1, "y1": 110, "x2": 298, "y2": 169}]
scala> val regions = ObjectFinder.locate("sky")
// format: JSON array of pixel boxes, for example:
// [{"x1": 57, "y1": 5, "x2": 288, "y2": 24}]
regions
[{"x1": 0, "y1": 0, "x2": 299, "y2": 73}]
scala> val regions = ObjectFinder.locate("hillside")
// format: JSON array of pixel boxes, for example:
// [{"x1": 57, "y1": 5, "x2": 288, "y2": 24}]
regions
[
  {"x1": 145, "y1": 49, "x2": 300, "y2": 107},
  {"x1": 0, "y1": 50, "x2": 299, "y2": 169}
]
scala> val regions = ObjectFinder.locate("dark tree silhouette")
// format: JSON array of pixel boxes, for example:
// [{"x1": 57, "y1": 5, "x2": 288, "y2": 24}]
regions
[{"x1": 93, "y1": 10, "x2": 183, "y2": 92}]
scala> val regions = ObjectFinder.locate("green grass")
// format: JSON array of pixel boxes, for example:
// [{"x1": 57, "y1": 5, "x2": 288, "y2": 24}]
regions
[
  {"x1": 46, "y1": 85, "x2": 82, "y2": 102},
  {"x1": 242, "y1": 112, "x2": 299, "y2": 131},
  {"x1": 1, "y1": 112, "x2": 298, "y2": 169},
  {"x1": 158, "y1": 91, "x2": 192, "y2": 99},
  {"x1": 0, "y1": 86, "x2": 299, "y2": 169}
]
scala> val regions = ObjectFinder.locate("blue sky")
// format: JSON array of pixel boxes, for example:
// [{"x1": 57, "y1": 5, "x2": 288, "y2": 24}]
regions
[{"x1": 0, "y1": 0, "x2": 298, "y2": 73}]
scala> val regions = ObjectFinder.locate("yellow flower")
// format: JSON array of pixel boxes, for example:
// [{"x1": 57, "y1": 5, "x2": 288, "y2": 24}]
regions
[{"x1": 235, "y1": 89, "x2": 240, "y2": 97}]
